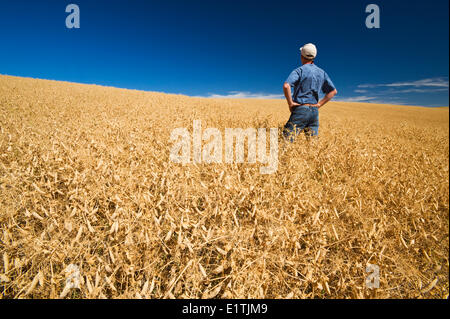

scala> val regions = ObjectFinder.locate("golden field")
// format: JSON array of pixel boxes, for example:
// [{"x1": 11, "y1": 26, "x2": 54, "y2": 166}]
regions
[{"x1": 0, "y1": 74, "x2": 448, "y2": 299}]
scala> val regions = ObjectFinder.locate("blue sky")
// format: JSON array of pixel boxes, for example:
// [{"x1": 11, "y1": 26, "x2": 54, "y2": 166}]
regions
[{"x1": 0, "y1": 0, "x2": 448, "y2": 106}]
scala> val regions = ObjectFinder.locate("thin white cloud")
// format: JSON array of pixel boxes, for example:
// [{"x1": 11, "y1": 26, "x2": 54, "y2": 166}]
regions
[
  {"x1": 354, "y1": 89, "x2": 368, "y2": 93},
  {"x1": 335, "y1": 96, "x2": 378, "y2": 103},
  {"x1": 383, "y1": 88, "x2": 449, "y2": 94},
  {"x1": 371, "y1": 99, "x2": 408, "y2": 105},
  {"x1": 358, "y1": 77, "x2": 449, "y2": 89},
  {"x1": 336, "y1": 96, "x2": 409, "y2": 105},
  {"x1": 203, "y1": 91, "x2": 284, "y2": 99}
]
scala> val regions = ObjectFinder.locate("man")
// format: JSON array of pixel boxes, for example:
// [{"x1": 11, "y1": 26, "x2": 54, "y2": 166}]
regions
[{"x1": 283, "y1": 43, "x2": 337, "y2": 141}]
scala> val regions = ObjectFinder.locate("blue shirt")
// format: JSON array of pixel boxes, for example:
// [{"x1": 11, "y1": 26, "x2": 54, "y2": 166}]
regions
[{"x1": 285, "y1": 64, "x2": 336, "y2": 105}]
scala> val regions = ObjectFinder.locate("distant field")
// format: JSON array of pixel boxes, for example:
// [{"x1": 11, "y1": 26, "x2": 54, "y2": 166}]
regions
[{"x1": 0, "y1": 74, "x2": 448, "y2": 298}]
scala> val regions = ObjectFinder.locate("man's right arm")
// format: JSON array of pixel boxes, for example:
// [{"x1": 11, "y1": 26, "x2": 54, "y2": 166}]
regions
[
  {"x1": 316, "y1": 72, "x2": 337, "y2": 108},
  {"x1": 316, "y1": 89, "x2": 337, "y2": 108}
]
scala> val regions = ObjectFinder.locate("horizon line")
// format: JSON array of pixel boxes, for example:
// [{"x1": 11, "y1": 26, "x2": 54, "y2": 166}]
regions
[{"x1": 1, "y1": 73, "x2": 448, "y2": 109}]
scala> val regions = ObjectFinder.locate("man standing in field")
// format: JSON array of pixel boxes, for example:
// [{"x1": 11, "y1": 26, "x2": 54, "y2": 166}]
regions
[{"x1": 283, "y1": 43, "x2": 337, "y2": 141}]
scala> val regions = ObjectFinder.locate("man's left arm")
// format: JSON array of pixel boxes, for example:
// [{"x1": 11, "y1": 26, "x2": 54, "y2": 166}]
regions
[
  {"x1": 283, "y1": 83, "x2": 300, "y2": 112},
  {"x1": 283, "y1": 70, "x2": 300, "y2": 112}
]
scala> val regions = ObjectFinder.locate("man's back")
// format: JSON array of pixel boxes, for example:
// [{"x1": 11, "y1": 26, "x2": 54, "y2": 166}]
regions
[
  {"x1": 286, "y1": 64, "x2": 335, "y2": 105},
  {"x1": 282, "y1": 43, "x2": 337, "y2": 140}
]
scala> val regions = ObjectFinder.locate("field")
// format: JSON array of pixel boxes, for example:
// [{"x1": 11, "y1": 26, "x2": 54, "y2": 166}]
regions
[{"x1": 0, "y1": 74, "x2": 448, "y2": 299}]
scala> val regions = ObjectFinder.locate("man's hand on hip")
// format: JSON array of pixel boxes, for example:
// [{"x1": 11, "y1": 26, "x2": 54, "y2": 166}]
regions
[{"x1": 288, "y1": 102, "x2": 301, "y2": 112}]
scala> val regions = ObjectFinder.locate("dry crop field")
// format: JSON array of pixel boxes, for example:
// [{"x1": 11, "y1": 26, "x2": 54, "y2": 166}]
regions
[{"x1": 0, "y1": 74, "x2": 448, "y2": 299}]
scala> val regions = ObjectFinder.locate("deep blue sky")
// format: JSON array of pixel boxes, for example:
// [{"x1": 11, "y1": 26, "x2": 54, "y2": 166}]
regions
[{"x1": 0, "y1": 0, "x2": 448, "y2": 106}]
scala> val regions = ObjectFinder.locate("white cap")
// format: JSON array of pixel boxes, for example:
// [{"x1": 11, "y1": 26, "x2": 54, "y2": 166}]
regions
[{"x1": 300, "y1": 43, "x2": 317, "y2": 59}]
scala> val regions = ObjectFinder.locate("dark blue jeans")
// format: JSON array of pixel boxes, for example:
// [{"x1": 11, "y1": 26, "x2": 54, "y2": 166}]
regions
[{"x1": 283, "y1": 106, "x2": 319, "y2": 142}]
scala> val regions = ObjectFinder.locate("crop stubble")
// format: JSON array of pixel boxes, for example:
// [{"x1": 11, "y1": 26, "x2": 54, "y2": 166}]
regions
[{"x1": 0, "y1": 75, "x2": 448, "y2": 298}]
